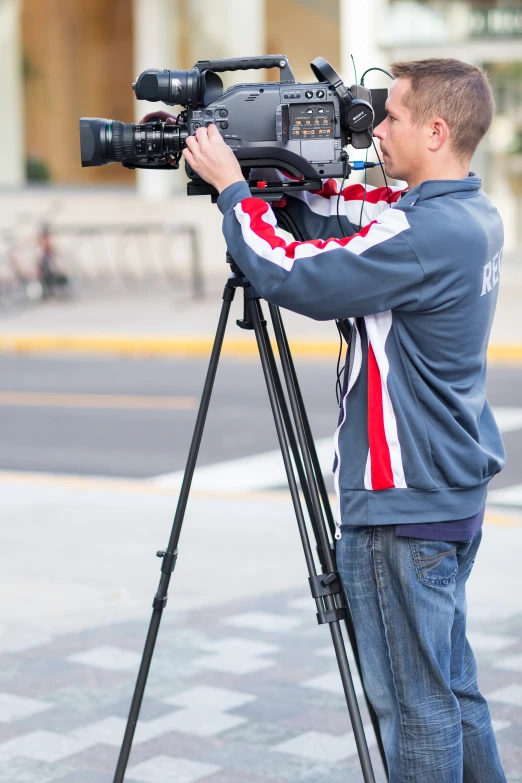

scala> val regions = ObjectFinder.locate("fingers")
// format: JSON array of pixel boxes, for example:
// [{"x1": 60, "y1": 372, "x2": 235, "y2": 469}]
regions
[
  {"x1": 195, "y1": 125, "x2": 211, "y2": 150},
  {"x1": 182, "y1": 147, "x2": 196, "y2": 169},
  {"x1": 184, "y1": 134, "x2": 199, "y2": 156},
  {"x1": 207, "y1": 122, "x2": 222, "y2": 141},
  {"x1": 138, "y1": 110, "x2": 176, "y2": 124},
  {"x1": 185, "y1": 126, "x2": 211, "y2": 160}
]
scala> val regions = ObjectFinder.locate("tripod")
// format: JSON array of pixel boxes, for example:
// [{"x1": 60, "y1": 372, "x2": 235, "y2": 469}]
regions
[{"x1": 113, "y1": 257, "x2": 388, "y2": 783}]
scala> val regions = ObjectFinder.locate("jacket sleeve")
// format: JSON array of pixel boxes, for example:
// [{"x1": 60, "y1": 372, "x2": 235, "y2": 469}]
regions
[
  {"x1": 217, "y1": 181, "x2": 424, "y2": 321},
  {"x1": 248, "y1": 168, "x2": 407, "y2": 238}
]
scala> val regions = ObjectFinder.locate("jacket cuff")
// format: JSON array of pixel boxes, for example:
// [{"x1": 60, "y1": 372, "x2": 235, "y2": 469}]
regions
[{"x1": 217, "y1": 181, "x2": 252, "y2": 214}]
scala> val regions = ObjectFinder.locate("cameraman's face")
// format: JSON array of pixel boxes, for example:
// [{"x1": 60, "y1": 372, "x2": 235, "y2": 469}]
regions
[{"x1": 373, "y1": 78, "x2": 426, "y2": 184}]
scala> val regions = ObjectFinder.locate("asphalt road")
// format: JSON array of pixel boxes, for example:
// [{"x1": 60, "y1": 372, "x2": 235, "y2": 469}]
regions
[{"x1": 0, "y1": 354, "x2": 520, "y2": 492}]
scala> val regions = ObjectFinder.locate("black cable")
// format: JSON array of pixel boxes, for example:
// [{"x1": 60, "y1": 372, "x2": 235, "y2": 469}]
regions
[
  {"x1": 371, "y1": 136, "x2": 392, "y2": 205},
  {"x1": 360, "y1": 67, "x2": 393, "y2": 85},
  {"x1": 336, "y1": 156, "x2": 349, "y2": 239},
  {"x1": 358, "y1": 148, "x2": 369, "y2": 228},
  {"x1": 335, "y1": 322, "x2": 345, "y2": 407}
]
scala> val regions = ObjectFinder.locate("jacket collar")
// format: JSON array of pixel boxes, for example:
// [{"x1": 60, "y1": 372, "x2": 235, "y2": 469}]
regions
[{"x1": 397, "y1": 172, "x2": 482, "y2": 206}]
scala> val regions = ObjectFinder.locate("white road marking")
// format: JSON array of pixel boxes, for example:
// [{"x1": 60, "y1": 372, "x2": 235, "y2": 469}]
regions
[
  {"x1": 150, "y1": 437, "x2": 334, "y2": 491},
  {"x1": 151, "y1": 406, "x2": 522, "y2": 493},
  {"x1": 488, "y1": 484, "x2": 522, "y2": 508},
  {"x1": 492, "y1": 406, "x2": 522, "y2": 434}
]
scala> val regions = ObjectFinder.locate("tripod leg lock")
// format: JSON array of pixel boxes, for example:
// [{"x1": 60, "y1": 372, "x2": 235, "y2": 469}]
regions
[
  {"x1": 309, "y1": 571, "x2": 342, "y2": 598},
  {"x1": 309, "y1": 572, "x2": 350, "y2": 626},
  {"x1": 156, "y1": 549, "x2": 178, "y2": 575},
  {"x1": 316, "y1": 606, "x2": 349, "y2": 625}
]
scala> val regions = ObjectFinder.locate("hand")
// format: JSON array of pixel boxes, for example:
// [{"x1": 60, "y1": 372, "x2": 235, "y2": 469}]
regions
[
  {"x1": 182, "y1": 124, "x2": 245, "y2": 193},
  {"x1": 138, "y1": 110, "x2": 177, "y2": 125}
]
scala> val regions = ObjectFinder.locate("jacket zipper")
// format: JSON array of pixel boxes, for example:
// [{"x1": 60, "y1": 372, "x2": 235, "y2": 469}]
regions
[{"x1": 333, "y1": 319, "x2": 363, "y2": 539}]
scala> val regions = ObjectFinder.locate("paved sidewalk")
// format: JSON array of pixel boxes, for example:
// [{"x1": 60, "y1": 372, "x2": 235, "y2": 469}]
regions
[{"x1": 0, "y1": 472, "x2": 520, "y2": 782}]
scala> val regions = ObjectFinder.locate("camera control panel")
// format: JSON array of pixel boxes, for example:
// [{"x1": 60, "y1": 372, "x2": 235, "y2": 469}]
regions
[
  {"x1": 287, "y1": 103, "x2": 334, "y2": 139},
  {"x1": 276, "y1": 87, "x2": 338, "y2": 144}
]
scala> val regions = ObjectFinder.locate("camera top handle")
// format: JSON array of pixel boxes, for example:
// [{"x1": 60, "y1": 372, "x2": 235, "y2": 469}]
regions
[{"x1": 194, "y1": 55, "x2": 296, "y2": 83}]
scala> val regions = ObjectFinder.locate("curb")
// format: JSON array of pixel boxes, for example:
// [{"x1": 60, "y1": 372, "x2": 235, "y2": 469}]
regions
[{"x1": 0, "y1": 334, "x2": 521, "y2": 363}]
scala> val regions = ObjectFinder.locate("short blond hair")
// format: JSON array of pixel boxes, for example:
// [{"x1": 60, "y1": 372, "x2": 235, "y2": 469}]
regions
[{"x1": 390, "y1": 58, "x2": 495, "y2": 160}]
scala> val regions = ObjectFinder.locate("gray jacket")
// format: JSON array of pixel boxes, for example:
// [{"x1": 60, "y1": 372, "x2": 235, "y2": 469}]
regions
[{"x1": 217, "y1": 174, "x2": 505, "y2": 532}]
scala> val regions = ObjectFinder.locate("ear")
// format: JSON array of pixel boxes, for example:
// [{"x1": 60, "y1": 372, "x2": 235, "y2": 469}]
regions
[{"x1": 428, "y1": 117, "x2": 449, "y2": 153}]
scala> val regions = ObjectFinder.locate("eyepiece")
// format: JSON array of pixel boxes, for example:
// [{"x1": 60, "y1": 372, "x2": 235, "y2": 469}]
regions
[{"x1": 133, "y1": 68, "x2": 223, "y2": 107}]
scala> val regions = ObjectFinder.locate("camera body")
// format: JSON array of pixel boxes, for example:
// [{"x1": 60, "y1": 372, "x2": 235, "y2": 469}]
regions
[
  {"x1": 183, "y1": 80, "x2": 374, "y2": 183},
  {"x1": 80, "y1": 55, "x2": 388, "y2": 194}
]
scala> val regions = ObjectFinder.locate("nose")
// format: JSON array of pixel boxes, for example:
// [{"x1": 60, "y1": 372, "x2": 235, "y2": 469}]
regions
[{"x1": 373, "y1": 120, "x2": 385, "y2": 140}]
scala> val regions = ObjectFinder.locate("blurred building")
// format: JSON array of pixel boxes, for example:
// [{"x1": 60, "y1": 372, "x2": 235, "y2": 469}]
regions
[{"x1": 1, "y1": 0, "x2": 521, "y2": 243}]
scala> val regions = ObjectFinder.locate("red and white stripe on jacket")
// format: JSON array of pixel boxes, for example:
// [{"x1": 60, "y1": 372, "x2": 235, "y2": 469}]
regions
[
  {"x1": 290, "y1": 178, "x2": 406, "y2": 227},
  {"x1": 232, "y1": 197, "x2": 409, "y2": 493},
  {"x1": 233, "y1": 197, "x2": 410, "y2": 271},
  {"x1": 364, "y1": 312, "x2": 406, "y2": 490}
]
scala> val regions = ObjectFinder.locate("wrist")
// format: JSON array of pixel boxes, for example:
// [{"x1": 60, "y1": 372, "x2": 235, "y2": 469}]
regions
[{"x1": 217, "y1": 175, "x2": 246, "y2": 194}]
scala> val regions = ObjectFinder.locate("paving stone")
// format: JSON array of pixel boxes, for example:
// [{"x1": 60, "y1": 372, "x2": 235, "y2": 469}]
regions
[
  {"x1": 487, "y1": 684, "x2": 522, "y2": 707},
  {"x1": 0, "y1": 626, "x2": 53, "y2": 655},
  {"x1": 300, "y1": 670, "x2": 364, "y2": 697},
  {"x1": 0, "y1": 590, "x2": 518, "y2": 781},
  {"x1": 223, "y1": 612, "x2": 302, "y2": 633},
  {"x1": 202, "y1": 773, "x2": 278, "y2": 783},
  {"x1": 287, "y1": 597, "x2": 313, "y2": 612},
  {"x1": 67, "y1": 646, "x2": 142, "y2": 672},
  {"x1": 272, "y1": 725, "x2": 376, "y2": 763},
  {"x1": 0, "y1": 693, "x2": 53, "y2": 723},
  {"x1": 53, "y1": 776, "x2": 109, "y2": 783},
  {"x1": 492, "y1": 718, "x2": 512, "y2": 732},
  {"x1": 126, "y1": 754, "x2": 220, "y2": 782},
  {"x1": 0, "y1": 757, "x2": 74, "y2": 783},
  {"x1": 467, "y1": 631, "x2": 519, "y2": 652},
  {"x1": 0, "y1": 730, "x2": 93, "y2": 763},
  {"x1": 163, "y1": 685, "x2": 256, "y2": 711},
  {"x1": 495, "y1": 654, "x2": 522, "y2": 672},
  {"x1": 68, "y1": 716, "x2": 125, "y2": 747}
]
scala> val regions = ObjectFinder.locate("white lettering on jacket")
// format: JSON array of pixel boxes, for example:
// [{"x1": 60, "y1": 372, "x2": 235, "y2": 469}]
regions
[{"x1": 480, "y1": 248, "x2": 503, "y2": 297}]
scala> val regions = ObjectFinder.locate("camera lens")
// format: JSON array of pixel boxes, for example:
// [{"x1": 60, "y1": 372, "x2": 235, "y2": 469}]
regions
[
  {"x1": 80, "y1": 117, "x2": 188, "y2": 168},
  {"x1": 80, "y1": 118, "x2": 130, "y2": 167}
]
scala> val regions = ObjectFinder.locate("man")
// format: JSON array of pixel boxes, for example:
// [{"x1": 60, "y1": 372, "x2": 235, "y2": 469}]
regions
[{"x1": 180, "y1": 59, "x2": 507, "y2": 782}]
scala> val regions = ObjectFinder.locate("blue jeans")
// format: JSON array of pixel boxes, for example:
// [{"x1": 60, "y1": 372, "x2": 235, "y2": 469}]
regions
[{"x1": 336, "y1": 526, "x2": 506, "y2": 783}]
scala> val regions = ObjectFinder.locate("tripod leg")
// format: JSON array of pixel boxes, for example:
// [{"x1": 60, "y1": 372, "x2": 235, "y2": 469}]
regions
[
  {"x1": 257, "y1": 318, "x2": 324, "y2": 548},
  {"x1": 269, "y1": 305, "x2": 389, "y2": 779},
  {"x1": 270, "y1": 305, "x2": 336, "y2": 535},
  {"x1": 247, "y1": 294, "x2": 376, "y2": 783},
  {"x1": 113, "y1": 284, "x2": 236, "y2": 783}
]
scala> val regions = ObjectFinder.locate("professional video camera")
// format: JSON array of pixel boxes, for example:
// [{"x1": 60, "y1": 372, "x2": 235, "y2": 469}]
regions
[{"x1": 80, "y1": 55, "x2": 387, "y2": 197}]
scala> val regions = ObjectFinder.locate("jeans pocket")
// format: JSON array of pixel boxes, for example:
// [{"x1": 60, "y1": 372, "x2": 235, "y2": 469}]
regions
[{"x1": 409, "y1": 538, "x2": 458, "y2": 586}]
